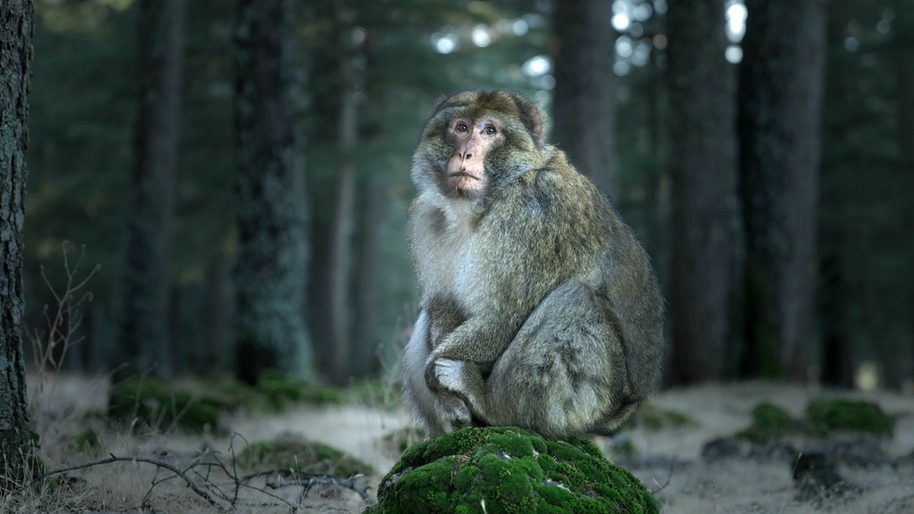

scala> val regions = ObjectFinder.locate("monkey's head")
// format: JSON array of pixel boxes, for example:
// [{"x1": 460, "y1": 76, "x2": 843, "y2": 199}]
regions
[{"x1": 412, "y1": 89, "x2": 550, "y2": 203}]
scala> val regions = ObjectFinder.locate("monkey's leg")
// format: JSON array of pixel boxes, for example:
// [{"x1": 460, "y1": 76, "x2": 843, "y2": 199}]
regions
[
  {"x1": 402, "y1": 310, "x2": 472, "y2": 437},
  {"x1": 483, "y1": 282, "x2": 635, "y2": 438}
]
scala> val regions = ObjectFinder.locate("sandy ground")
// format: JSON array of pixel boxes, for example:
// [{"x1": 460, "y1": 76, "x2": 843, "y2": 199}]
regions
[{"x1": 12, "y1": 374, "x2": 914, "y2": 513}]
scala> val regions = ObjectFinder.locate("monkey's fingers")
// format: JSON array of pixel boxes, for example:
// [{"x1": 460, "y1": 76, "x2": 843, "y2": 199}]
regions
[{"x1": 433, "y1": 359, "x2": 468, "y2": 394}]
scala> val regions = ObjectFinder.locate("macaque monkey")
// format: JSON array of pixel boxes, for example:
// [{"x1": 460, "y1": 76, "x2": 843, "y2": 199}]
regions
[{"x1": 402, "y1": 89, "x2": 665, "y2": 439}]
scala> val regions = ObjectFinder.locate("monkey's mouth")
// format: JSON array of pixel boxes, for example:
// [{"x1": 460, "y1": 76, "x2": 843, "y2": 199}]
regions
[{"x1": 448, "y1": 171, "x2": 480, "y2": 181}]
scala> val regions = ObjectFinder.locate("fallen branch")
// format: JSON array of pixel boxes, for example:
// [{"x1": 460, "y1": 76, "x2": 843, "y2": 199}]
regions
[{"x1": 33, "y1": 454, "x2": 221, "y2": 510}]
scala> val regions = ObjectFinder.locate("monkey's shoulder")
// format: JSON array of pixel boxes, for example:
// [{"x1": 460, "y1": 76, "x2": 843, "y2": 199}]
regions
[{"x1": 494, "y1": 165, "x2": 613, "y2": 230}]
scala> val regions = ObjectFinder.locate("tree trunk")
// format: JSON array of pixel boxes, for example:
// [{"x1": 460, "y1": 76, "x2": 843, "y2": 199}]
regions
[
  {"x1": 898, "y1": 0, "x2": 914, "y2": 163},
  {"x1": 351, "y1": 175, "x2": 381, "y2": 378},
  {"x1": 551, "y1": 0, "x2": 617, "y2": 197},
  {"x1": 666, "y1": 0, "x2": 739, "y2": 383},
  {"x1": 114, "y1": 0, "x2": 182, "y2": 382},
  {"x1": 739, "y1": 0, "x2": 826, "y2": 382},
  {"x1": 233, "y1": 0, "x2": 313, "y2": 384},
  {"x1": 312, "y1": 0, "x2": 359, "y2": 385},
  {"x1": 0, "y1": 0, "x2": 34, "y2": 488},
  {"x1": 202, "y1": 255, "x2": 225, "y2": 374},
  {"x1": 819, "y1": 254, "x2": 852, "y2": 387}
]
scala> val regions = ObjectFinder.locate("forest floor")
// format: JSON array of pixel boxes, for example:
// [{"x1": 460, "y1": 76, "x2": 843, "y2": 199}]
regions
[{"x1": 4, "y1": 374, "x2": 914, "y2": 514}]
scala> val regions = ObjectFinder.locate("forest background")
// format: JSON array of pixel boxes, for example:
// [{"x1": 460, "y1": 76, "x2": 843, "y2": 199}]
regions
[{"x1": 15, "y1": 0, "x2": 914, "y2": 396}]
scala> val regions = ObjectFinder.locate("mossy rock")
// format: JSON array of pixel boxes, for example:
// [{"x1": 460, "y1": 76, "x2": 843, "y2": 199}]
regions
[
  {"x1": 633, "y1": 404, "x2": 699, "y2": 430},
  {"x1": 236, "y1": 438, "x2": 373, "y2": 477},
  {"x1": 366, "y1": 426, "x2": 658, "y2": 514},
  {"x1": 257, "y1": 369, "x2": 345, "y2": 410},
  {"x1": 109, "y1": 378, "x2": 220, "y2": 432},
  {"x1": 735, "y1": 402, "x2": 802, "y2": 444},
  {"x1": 806, "y1": 399, "x2": 894, "y2": 437}
]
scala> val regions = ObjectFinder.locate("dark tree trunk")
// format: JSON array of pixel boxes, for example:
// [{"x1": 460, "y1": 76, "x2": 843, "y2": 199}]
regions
[
  {"x1": 312, "y1": 0, "x2": 359, "y2": 384},
  {"x1": 819, "y1": 254, "x2": 852, "y2": 387},
  {"x1": 899, "y1": 0, "x2": 914, "y2": 163},
  {"x1": 739, "y1": 0, "x2": 825, "y2": 382},
  {"x1": 114, "y1": 0, "x2": 182, "y2": 382},
  {"x1": 551, "y1": 0, "x2": 617, "y2": 197},
  {"x1": 666, "y1": 0, "x2": 739, "y2": 383},
  {"x1": 351, "y1": 175, "x2": 381, "y2": 378},
  {"x1": 233, "y1": 0, "x2": 312, "y2": 384},
  {"x1": 817, "y1": 0, "x2": 854, "y2": 388},
  {"x1": 0, "y1": 0, "x2": 34, "y2": 487},
  {"x1": 202, "y1": 255, "x2": 225, "y2": 374}
]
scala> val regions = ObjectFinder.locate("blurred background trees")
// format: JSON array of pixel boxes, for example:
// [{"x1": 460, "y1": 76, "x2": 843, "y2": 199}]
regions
[{"x1": 20, "y1": 0, "x2": 914, "y2": 392}]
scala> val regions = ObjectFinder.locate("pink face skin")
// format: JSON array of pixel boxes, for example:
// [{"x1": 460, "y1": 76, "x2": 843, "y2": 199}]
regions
[{"x1": 445, "y1": 116, "x2": 504, "y2": 194}]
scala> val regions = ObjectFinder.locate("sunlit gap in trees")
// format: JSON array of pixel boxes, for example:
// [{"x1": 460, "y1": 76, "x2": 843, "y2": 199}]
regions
[{"x1": 725, "y1": 0, "x2": 747, "y2": 64}]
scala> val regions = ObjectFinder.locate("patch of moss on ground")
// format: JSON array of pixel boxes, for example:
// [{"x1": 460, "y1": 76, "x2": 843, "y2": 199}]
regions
[
  {"x1": 68, "y1": 430, "x2": 104, "y2": 456},
  {"x1": 108, "y1": 378, "x2": 220, "y2": 432},
  {"x1": 633, "y1": 403, "x2": 699, "y2": 430},
  {"x1": 257, "y1": 369, "x2": 344, "y2": 411},
  {"x1": 735, "y1": 402, "x2": 803, "y2": 444},
  {"x1": 807, "y1": 399, "x2": 894, "y2": 437},
  {"x1": 367, "y1": 426, "x2": 658, "y2": 514},
  {"x1": 235, "y1": 438, "x2": 373, "y2": 477}
]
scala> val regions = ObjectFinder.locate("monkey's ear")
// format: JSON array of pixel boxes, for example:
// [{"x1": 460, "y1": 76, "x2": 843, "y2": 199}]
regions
[{"x1": 433, "y1": 94, "x2": 449, "y2": 113}]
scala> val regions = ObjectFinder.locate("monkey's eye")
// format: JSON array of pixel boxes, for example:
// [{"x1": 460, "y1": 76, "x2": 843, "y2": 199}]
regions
[
  {"x1": 456, "y1": 123, "x2": 469, "y2": 133},
  {"x1": 485, "y1": 126, "x2": 497, "y2": 135}
]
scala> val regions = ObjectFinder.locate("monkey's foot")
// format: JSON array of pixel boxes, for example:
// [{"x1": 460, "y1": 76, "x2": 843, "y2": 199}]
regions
[
  {"x1": 436, "y1": 394, "x2": 472, "y2": 433},
  {"x1": 434, "y1": 358, "x2": 468, "y2": 394}
]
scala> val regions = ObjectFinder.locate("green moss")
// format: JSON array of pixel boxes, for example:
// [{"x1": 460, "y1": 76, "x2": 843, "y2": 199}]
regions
[
  {"x1": 256, "y1": 369, "x2": 344, "y2": 410},
  {"x1": 203, "y1": 380, "x2": 262, "y2": 412},
  {"x1": 366, "y1": 426, "x2": 658, "y2": 514},
  {"x1": 68, "y1": 431, "x2": 104, "y2": 456},
  {"x1": 109, "y1": 378, "x2": 220, "y2": 432},
  {"x1": 235, "y1": 438, "x2": 373, "y2": 477},
  {"x1": 807, "y1": 399, "x2": 894, "y2": 436},
  {"x1": 633, "y1": 404, "x2": 699, "y2": 430},
  {"x1": 735, "y1": 402, "x2": 802, "y2": 444}
]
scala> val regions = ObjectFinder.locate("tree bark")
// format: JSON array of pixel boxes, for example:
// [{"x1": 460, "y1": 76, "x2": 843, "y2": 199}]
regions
[
  {"x1": 666, "y1": 0, "x2": 739, "y2": 383},
  {"x1": 114, "y1": 0, "x2": 182, "y2": 382},
  {"x1": 233, "y1": 0, "x2": 313, "y2": 384},
  {"x1": 0, "y1": 0, "x2": 34, "y2": 488},
  {"x1": 551, "y1": 0, "x2": 617, "y2": 197},
  {"x1": 739, "y1": 0, "x2": 826, "y2": 381}
]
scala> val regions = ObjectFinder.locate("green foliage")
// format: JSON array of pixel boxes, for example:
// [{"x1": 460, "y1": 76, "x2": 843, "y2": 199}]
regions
[
  {"x1": 108, "y1": 378, "x2": 220, "y2": 432},
  {"x1": 735, "y1": 402, "x2": 802, "y2": 444},
  {"x1": 67, "y1": 431, "x2": 104, "y2": 456},
  {"x1": 235, "y1": 438, "x2": 372, "y2": 477},
  {"x1": 632, "y1": 403, "x2": 699, "y2": 430},
  {"x1": 734, "y1": 398, "x2": 894, "y2": 445},
  {"x1": 367, "y1": 426, "x2": 658, "y2": 514},
  {"x1": 806, "y1": 399, "x2": 894, "y2": 437},
  {"x1": 256, "y1": 369, "x2": 345, "y2": 411}
]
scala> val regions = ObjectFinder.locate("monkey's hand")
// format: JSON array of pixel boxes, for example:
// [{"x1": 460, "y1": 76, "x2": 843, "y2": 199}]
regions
[
  {"x1": 432, "y1": 358, "x2": 469, "y2": 395},
  {"x1": 424, "y1": 358, "x2": 473, "y2": 433}
]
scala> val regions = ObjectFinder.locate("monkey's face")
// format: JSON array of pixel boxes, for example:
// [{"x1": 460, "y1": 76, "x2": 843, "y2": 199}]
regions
[
  {"x1": 412, "y1": 89, "x2": 548, "y2": 203},
  {"x1": 444, "y1": 115, "x2": 505, "y2": 195}
]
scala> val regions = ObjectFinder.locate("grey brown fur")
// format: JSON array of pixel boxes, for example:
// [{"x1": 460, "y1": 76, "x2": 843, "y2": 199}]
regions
[{"x1": 402, "y1": 89, "x2": 665, "y2": 439}]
